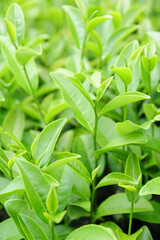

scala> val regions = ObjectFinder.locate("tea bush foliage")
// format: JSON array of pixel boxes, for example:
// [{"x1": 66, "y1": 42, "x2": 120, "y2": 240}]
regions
[{"x1": 0, "y1": 0, "x2": 160, "y2": 239}]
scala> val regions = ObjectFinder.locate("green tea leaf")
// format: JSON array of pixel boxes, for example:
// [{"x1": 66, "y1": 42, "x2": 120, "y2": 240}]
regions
[
  {"x1": 1, "y1": 109, "x2": 25, "y2": 149},
  {"x1": 18, "y1": 213, "x2": 49, "y2": 240},
  {"x1": 97, "y1": 116, "x2": 118, "y2": 147},
  {"x1": 100, "y1": 92, "x2": 150, "y2": 116},
  {"x1": 5, "y1": 19, "x2": 16, "y2": 45},
  {"x1": 137, "y1": 226, "x2": 153, "y2": 240},
  {"x1": 44, "y1": 211, "x2": 66, "y2": 224},
  {"x1": 6, "y1": 3, "x2": 25, "y2": 45},
  {"x1": 95, "y1": 132, "x2": 148, "y2": 156},
  {"x1": 73, "y1": 135, "x2": 95, "y2": 174},
  {"x1": 115, "y1": 40, "x2": 141, "y2": 93},
  {"x1": 16, "y1": 45, "x2": 42, "y2": 65},
  {"x1": 46, "y1": 185, "x2": 58, "y2": 214},
  {"x1": 44, "y1": 152, "x2": 80, "y2": 172},
  {"x1": 117, "y1": 228, "x2": 142, "y2": 240},
  {"x1": 5, "y1": 199, "x2": 52, "y2": 238},
  {"x1": 118, "y1": 183, "x2": 137, "y2": 196},
  {"x1": 0, "y1": 218, "x2": 22, "y2": 240},
  {"x1": 89, "y1": 71, "x2": 101, "y2": 88},
  {"x1": 0, "y1": 176, "x2": 24, "y2": 199},
  {"x1": 116, "y1": 115, "x2": 160, "y2": 136},
  {"x1": 66, "y1": 224, "x2": 117, "y2": 240},
  {"x1": 109, "y1": 65, "x2": 132, "y2": 86},
  {"x1": 44, "y1": 102, "x2": 68, "y2": 124},
  {"x1": 86, "y1": 15, "x2": 112, "y2": 34},
  {"x1": 0, "y1": 156, "x2": 10, "y2": 176},
  {"x1": 97, "y1": 77, "x2": 113, "y2": 102},
  {"x1": 57, "y1": 165, "x2": 72, "y2": 213},
  {"x1": 51, "y1": 72, "x2": 95, "y2": 133},
  {"x1": 96, "y1": 193, "x2": 153, "y2": 219},
  {"x1": 139, "y1": 177, "x2": 160, "y2": 196},
  {"x1": 33, "y1": 118, "x2": 67, "y2": 167},
  {"x1": 96, "y1": 172, "x2": 137, "y2": 189},
  {"x1": 125, "y1": 153, "x2": 141, "y2": 181},
  {"x1": 75, "y1": 0, "x2": 87, "y2": 19},
  {"x1": 44, "y1": 152, "x2": 90, "y2": 182},
  {"x1": 134, "y1": 201, "x2": 160, "y2": 224},
  {"x1": 0, "y1": 37, "x2": 38, "y2": 95},
  {"x1": 70, "y1": 200, "x2": 90, "y2": 212},
  {"x1": 103, "y1": 25, "x2": 138, "y2": 60},
  {"x1": 92, "y1": 165, "x2": 101, "y2": 181},
  {"x1": 100, "y1": 221, "x2": 121, "y2": 239},
  {"x1": 15, "y1": 159, "x2": 51, "y2": 222},
  {"x1": 63, "y1": 5, "x2": 85, "y2": 49},
  {"x1": 143, "y1": 103, "x2": 160, "y2": 120}
]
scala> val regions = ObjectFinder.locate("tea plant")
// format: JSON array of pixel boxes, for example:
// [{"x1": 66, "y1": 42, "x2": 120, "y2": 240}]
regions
[{"x1": 0, "y1": 0, "x2": 160, "y2": 239}]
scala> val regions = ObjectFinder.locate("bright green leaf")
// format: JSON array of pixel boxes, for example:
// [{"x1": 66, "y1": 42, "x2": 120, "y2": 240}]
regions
[
  {"x1": 100, "y1": 92, "x2": 150, "y2": 116},
  {"x1": 117, "y1": 228, "x2": 142, "y2": 240},
  {"x1": 96, "y1": 172, "x2": 137, "y2": 189},
  {"x1": 6, "y1": 3, "x2": 25, "y2": 45},
  {"x1": 50, "y1": 72, "x2": 95, "y2": 133},
  {"x1": 97, "y1": 77, "x2": 113, "y2": 102},
  {"x1": 96, "y1": 193, "x2": 153, "y2": 219},
  {"x1": 66, "y1": 224, "x2": 117, "y2": 240},
  {"x1": 33, "y1": 118, "x2": 67, "y2": 167},
  {"x1": 0, "y1": 218, "x2": 22, "y2": 240},
  {"x1": 63, "y1": 5, "x2": 85, "y2": 49},
  {"x1": 95, "y1": 132, "x2": 148, "y2": 156},
  {"x1": 46, "y1": 185, "x2": 58, "y2": 214},
  {"x1": 18, "y1": 213, "x2": 49, "y2": 240},
  {"x1": 86, "y1": 15, "x2": 112, "y2": 34},
  {"x1": 15, "y1": 159, "x2": 51, "y2": 222},
  {"x1": 140, "y1": 177, "x2": 160, "y2": 196},
  {"x1": 109, "y1": 65, "x2": 132, "y2": 86},
  {"x1": 16, "y1": 45, "x2": 42, "y2": 65},
  {"x1": 116, "y1": 115, "x2": 160, "y2": 136}
]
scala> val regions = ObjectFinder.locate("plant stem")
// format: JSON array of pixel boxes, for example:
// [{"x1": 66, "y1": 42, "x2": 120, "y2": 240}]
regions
[
  {"x1": 123, "y1": 84, "x2": 128, "y2": 122},
  {"x1": 10, "y1": 169, "x2": 14, "y2": 180},
  {"x1": 23, "y1": 66, "x2": 44, "y2": 125},
  {"x1": 90, "y1": 181, "x2": 96, "y2": 223},
  {"x1": 121, "y1": 84, "x2": 128, "y2": 171},
  {"x1": 90, "y1": 104, "x2": 99, "y2": 222},
  {"x1": 94, "y1": 105, "x2": 98, "y2": 154},
  {"x1": 50, "y1": 221, "x2": 58, "y2": 240},
  {"x1": 128, "y1": 197, "x2": 134, "y2": 235}
]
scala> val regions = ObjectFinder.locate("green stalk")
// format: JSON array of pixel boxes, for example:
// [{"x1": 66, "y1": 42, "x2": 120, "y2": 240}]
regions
[
  {"x1": 121, "y1": 84, "x2": 128, "y2": 172},
  {"x1": 90, "y1": 104, "x2": 99, "y2": 223},
  {"x1": 10, "y1": 169, "x2": 14, "y2": 180},
  {"x1": 128, "y1": 197, "x2": 134, "y2": 235},
  {"x1": 123, "y1": 84, "x2": 128, "y2": 121},
  {"x1": 50, "y1": 221, "x2": 58, "y2": 240},
  {"x1": 90, "y1": 181, "x2": 96, "y2": 223},
  {"x1": 13, "y1": 43, "x2": 44, "y2": 125},
  {"x1": 94, "y1": 105, "x2": 98, "y2": 153},
  {"x1": 23, "y1": 66, "x2": 44, "y2": 125}
]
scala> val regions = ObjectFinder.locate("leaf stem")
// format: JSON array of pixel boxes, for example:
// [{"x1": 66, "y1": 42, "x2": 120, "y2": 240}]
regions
[
  {"x1": 94, "y1": 105, "x2": 98, "y2": 154},
  {"x1": 121, "y1": 84, "x2": 128, "y2": 171},
  {"x1": 90, "y1": 181, "x2": 96, "y2": 223},
  {"x1": 90, "y1": 104, "x2": 99, "y2": 223},
  {"x1": 123, "y1": 84, "x2": 128, "y2": 122},
  {"x1": 23, "y1": 66, "x2": 44, "y2": 125},
  {"x1": 128, "y1": 197, "x2": 134, "y2": 235},
  {"x1": 50, "y1": 221, "x2": 58, "y2": 240}
]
